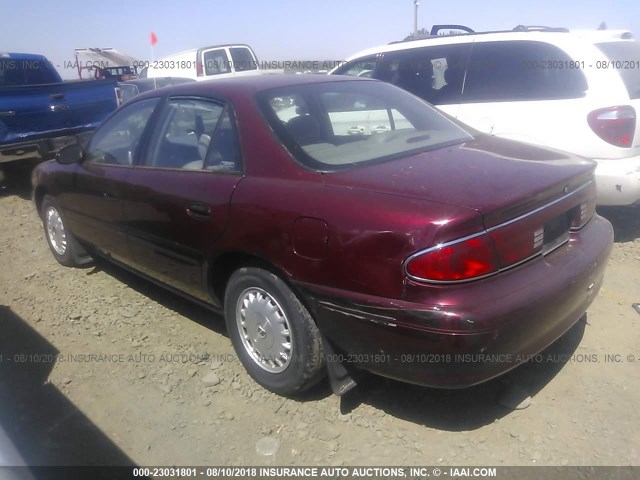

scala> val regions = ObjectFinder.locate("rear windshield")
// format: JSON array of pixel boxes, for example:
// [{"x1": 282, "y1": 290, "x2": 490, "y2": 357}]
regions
[
  {"x1": 596, "y1": 41, "x2": 640, "y2": 99},
  {"x1": 0, "y1": 58, "x2": 60, "y2": 86},
  {"x1": 257, "y1": 80, "x2": 473, "y2": 171}
]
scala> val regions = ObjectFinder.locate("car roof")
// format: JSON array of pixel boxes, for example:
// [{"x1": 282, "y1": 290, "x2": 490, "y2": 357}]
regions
[
  {"x1": 162, "y1": 44, "x2": 255, "y2": 57},
  {"x1": 137, "y1": 74, "x2": 370, "y2": 100},
  {"x1": 342, "y1": 28, "x2": 636, "y2": 63}
]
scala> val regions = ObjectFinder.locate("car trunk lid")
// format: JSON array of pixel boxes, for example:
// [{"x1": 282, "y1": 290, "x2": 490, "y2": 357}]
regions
[
  {"x1": 325, "y1": 136, "x2": 598, "y2": 277},
  {"x1": 323, "y1": 135, "x2": 595, "y2": 228}
]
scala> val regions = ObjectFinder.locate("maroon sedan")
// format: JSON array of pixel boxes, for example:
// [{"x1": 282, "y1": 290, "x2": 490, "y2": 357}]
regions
[{"x1": 32, "y1": 75, "x2": 613, "y2": 396}]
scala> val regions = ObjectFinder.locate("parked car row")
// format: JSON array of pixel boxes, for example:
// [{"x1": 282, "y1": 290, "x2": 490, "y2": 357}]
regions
[
  {"x1": 0, "y1": 44, "x2": 262, "y2": 185},
  {"x1": 330, "y1": 25, "x2": 640, "y2": 206}
]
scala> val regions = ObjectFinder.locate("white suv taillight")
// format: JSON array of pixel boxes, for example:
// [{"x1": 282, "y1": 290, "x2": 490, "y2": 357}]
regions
[{"x1": 587, "y1": 106, "x2": 636, "y2": 148}]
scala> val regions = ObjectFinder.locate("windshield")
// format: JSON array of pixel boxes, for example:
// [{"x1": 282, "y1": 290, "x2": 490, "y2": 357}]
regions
[
  {"x1": 257, "y1": 80, "x2": 473, "y2": 171},
  {"x1": 596, "y1": 41, "x2": 640, "y2": 99}
]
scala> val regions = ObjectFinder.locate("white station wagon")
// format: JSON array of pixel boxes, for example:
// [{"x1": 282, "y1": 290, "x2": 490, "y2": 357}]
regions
[{"x1": 332, "y1": 25, "x2": 640, "y2": 206}]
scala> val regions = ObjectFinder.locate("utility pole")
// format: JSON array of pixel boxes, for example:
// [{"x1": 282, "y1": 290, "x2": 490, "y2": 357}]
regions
[{"x1": 414, "y1": 0, "x2": 419, "y2": 36}]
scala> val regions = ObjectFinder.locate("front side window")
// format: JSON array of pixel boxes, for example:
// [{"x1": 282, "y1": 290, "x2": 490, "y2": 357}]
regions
[
  {"x1": 203, "y1": 49, "x2": 231, "y2": 76},
  {"x1": 85, "y1": 97, "x2": 160, "y2": 166},
  {"x1": 463, "y1": 41, "x2": 588, "y2": 102},
  {"x1": 258, "y1": 80, "x2": 473, "y2": 171}
]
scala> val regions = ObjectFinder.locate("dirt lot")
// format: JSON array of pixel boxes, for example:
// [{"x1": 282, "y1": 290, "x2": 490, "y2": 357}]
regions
[{"x1": 0, "y1": 171, "x2": 639, "y2": 468}]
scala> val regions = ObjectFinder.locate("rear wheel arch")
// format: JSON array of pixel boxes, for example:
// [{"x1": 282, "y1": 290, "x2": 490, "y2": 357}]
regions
[
  {"x1": 34, "y1": 186, "x2": 48, "y2": 218},
  {"x1": 208, "y1": 252, "x2": 295, "y2": 307},
  {"x1": 207, "y1": 252, "x2": 320, "y2": 327}
]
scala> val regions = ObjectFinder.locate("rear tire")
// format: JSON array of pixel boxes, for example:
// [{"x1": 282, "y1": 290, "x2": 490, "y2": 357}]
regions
[
  {"x1": 224, "y1": 267, "x2": 325, "y2": 396},
  {"x1": 41, "y1": 195, "x2": 85, "y2": 267}
]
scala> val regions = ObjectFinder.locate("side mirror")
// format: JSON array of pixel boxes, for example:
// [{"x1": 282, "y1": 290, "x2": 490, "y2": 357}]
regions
[{"x1": 56, "y1": 144, "x2": 84, "y2": 165}]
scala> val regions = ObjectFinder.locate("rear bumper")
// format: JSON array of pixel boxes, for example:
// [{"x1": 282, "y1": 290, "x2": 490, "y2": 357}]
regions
[
  {"x1": 299, "y1": 215, "x2": 613, "y2": 388},
  {"x1": 593, "y1": 155, "x2": 640, "y2": 206},
  {"x1": 0, "y1": 132, "x2": 92, "y2": 165}
]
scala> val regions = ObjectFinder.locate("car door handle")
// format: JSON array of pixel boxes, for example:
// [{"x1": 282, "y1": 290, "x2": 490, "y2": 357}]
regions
[
  {"x1": 103, "y1": 192, "x2": 118, "y2": 200},
  {"x1": 186, "y1": 203, "x2": 211, "y2": 219}
]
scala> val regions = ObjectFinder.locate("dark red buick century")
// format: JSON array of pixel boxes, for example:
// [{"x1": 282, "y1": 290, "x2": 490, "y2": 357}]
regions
[{"x1": 32, "y1": 75, "x2": 613, "y2": 396}]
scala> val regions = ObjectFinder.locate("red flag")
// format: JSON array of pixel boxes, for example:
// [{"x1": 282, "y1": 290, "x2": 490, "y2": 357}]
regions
[{"x1": 150, "y1": 32, "x2": 158, "y2": 46}]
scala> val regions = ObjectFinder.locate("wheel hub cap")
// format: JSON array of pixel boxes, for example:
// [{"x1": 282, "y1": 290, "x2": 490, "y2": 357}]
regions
[
  {"x1": 236, "y1": 287, "x2": 293, "y2": 373},
  {"x1": 46, "y1": 206, "x2": 67, "y2": 255}
]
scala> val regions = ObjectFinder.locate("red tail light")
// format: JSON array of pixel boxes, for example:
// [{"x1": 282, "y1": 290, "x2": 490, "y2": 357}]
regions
[
  {"x1": 405, "y1": 233, "x2": 499, "y2": 282},
  {"x1": 571, "y1": 200, "x2": 596, "y2": 230},
  {"x1": 588, "y1": 106, "x2": 636, "y2": 148},
  {"x1": 196, "y1": 60, "x2": 204, "y2": 77},
  {"x1": 489, "y1": 227, "x2": 541, "y2": 268}
]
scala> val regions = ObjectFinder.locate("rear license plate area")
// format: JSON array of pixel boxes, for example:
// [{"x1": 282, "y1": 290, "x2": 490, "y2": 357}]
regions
[{"x1": 542, "y1": 213, "x2": 570, "y2": 255}]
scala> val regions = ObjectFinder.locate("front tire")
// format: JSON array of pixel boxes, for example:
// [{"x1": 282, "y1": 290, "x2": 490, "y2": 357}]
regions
[
  {"x1": 41, "y1": 195, "x2": 85, "y2": 267},
  {"x1": 224, "y1": 267, "x2": 325, "y2": 396}
]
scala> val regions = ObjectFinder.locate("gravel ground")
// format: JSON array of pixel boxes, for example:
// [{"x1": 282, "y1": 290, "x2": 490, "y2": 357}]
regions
[{"x1": 0, "y1": 172, "x2": 639, "y2": 468}]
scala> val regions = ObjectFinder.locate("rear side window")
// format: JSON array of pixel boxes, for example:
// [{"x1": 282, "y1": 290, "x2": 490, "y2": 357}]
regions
[
  {"x1": 204, "y1": 110, "x2": 242, "y2": 172},
  {"x1": 144, "y1": 98, "x2": 224, "y2": 169},
  {"x1": 463, "y1": 41, "x2": 588, "y2": 102},
  {"x1": 230, "y1": 47, "x2": 257, "y2": 72},
  {"x1": 0, "y1": 59, "x2": 60, "y2": 86},
  {"x1": 596, "y1": 42, "x2": 640, "y2": 99},
  {"x1": 203, "y1": 49, "x2": 231, "y2": 76}
]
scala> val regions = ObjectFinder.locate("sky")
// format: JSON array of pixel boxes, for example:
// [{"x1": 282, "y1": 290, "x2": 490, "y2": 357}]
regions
[{"x1": 1, "y1": 0, "x2": 639, "y2": 78}]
